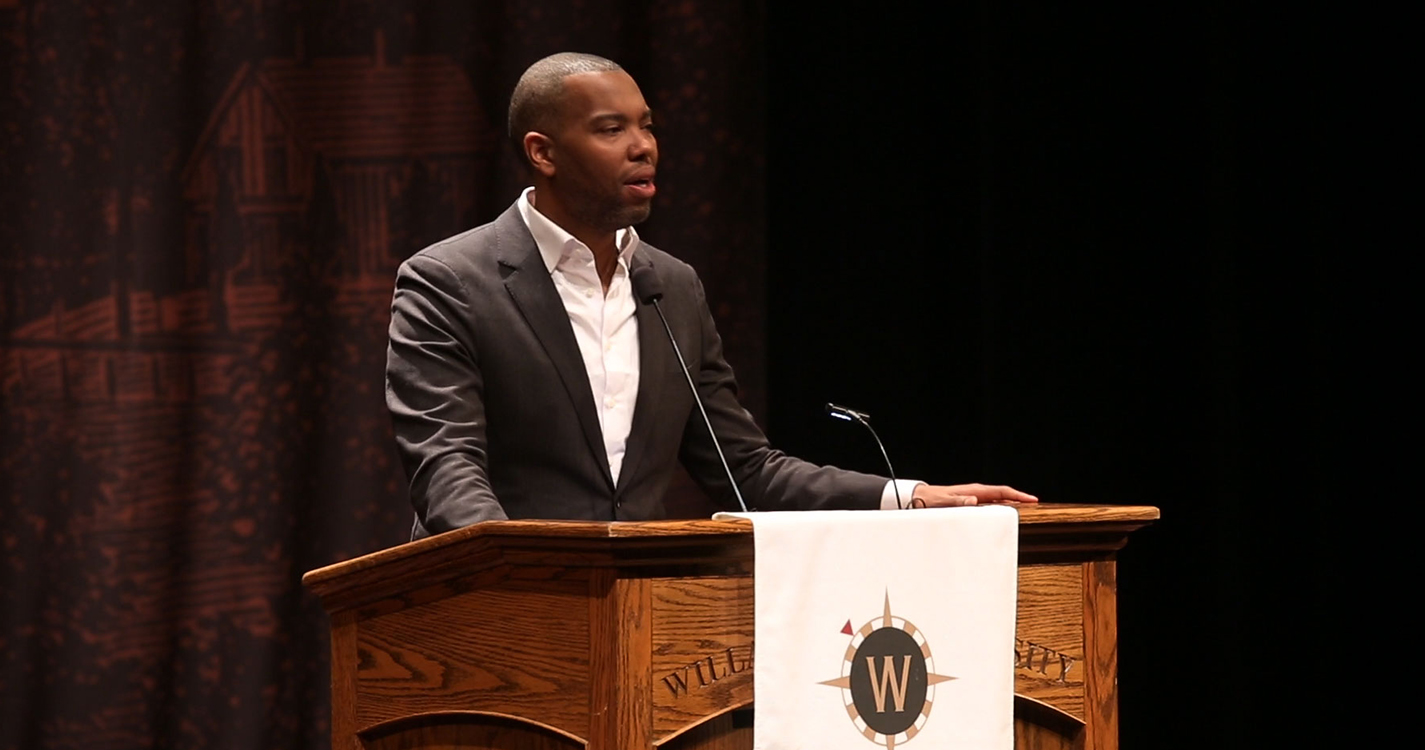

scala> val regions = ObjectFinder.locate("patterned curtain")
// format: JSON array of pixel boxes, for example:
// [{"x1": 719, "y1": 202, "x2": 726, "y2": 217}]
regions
[{"x1": 0, "y1": 2, "x2": 766, "y2": 747}]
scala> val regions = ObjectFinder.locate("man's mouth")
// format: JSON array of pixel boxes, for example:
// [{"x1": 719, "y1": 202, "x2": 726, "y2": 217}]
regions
[{"x1": 624, "y1": 175, "x2": 656, "y2": 199}]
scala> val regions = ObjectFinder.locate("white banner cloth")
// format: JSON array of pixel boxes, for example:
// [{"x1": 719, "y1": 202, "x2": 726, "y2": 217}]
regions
[{"x1": 716, "y1": 507, "x2": 1017, "y2": 750}]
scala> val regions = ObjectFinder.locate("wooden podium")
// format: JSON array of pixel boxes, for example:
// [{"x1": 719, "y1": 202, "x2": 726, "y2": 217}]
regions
[{"x1": 303, "y1": 503, "x2": 1157, "y2": 750}]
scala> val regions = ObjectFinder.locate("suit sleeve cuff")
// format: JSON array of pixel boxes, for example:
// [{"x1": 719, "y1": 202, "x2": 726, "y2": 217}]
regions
[{"x1": 880, "y1": 479, "x2": 924, "y2": 510}]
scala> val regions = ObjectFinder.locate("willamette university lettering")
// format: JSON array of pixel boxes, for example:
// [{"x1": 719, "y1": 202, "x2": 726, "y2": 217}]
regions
[
  {"x1": 662, "y1": 646, "x2": 752, "y2": 698},
  {"x1": 1014, "y1": 637, "x2": 1075, "y2": 685}
]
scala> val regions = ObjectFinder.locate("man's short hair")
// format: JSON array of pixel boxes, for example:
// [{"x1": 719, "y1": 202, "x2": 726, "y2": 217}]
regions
[{"x1": 508, "y1": 52, "x2": 624, "y2": 165}]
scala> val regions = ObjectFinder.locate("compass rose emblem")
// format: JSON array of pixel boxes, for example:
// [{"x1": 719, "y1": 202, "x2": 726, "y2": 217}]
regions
[{"x1": 818, "y1": 591, "x2": 957, "y2": 748}]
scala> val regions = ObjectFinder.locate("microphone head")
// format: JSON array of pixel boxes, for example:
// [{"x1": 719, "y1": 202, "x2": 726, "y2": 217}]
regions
[
  {"x1": 826, "y1": 402, "x2": 872, "y2": 423},
  {"x1": 630, "y1": 264, "x2": 665, "y2": 305}
]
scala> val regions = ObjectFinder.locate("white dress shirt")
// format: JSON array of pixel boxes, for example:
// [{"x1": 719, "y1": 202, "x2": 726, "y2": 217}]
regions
[
  {"x1": 518, "y1": 189, "x2": 641, "y2": 484},
  {"x1": 517, "y1": 188, "x2": 917, "y2": 509}
]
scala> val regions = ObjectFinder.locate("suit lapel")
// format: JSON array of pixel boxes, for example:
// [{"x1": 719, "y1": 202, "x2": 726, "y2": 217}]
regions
[
  {"x1": 617, "y1": 250, "x2": 672, "y2": 496},
  {"x1": 494, "y1": 207, "x2": 615, "y2": 492}
]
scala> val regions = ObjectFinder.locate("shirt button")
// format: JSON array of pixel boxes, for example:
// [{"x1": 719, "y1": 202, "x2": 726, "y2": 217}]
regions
[
  {"x1": 584, "y1": 289, "x2": 594, "y2": 298},
  {"x1": 605, "y1": 396, "x2": 616, "y2": 408}
]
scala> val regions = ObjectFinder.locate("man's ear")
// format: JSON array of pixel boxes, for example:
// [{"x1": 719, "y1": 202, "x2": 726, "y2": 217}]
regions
[{"x1": 524, "y1": 132, "x2": 556, "y2": 178}]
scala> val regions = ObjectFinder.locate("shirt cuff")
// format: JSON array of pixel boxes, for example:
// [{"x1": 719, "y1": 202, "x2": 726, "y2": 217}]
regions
[{"x1": 880, "y1": 479, "x2": 925, "y2": 510}]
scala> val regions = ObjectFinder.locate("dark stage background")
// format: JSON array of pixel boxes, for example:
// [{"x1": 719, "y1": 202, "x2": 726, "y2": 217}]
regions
[{"x1": 1, "y1": 1, "x2": 1377, "y2": 748}]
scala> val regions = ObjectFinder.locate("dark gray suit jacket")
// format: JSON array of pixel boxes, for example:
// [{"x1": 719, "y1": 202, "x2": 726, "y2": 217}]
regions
[{"x1": 386, "y1": 202, "x2": 887, "y2": 538}]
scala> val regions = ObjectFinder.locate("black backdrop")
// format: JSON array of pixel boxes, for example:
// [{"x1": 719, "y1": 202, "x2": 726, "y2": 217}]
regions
[
  {"x1": 1, "y1": 1, "x2": 1383, "y2": 748},
  {"x1": 766, "y1": 2, "x2": 1387, "y2": 747}
]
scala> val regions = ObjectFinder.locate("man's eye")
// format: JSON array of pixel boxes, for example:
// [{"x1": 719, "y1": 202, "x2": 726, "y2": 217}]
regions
[{"x1": 602, "y1": 126, "x2": 623, "y2": 135}]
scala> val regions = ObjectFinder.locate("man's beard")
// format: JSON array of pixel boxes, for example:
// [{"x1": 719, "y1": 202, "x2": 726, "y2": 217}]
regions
[{"x1": 573, "y1": 192, "x2": 652, "y2": 234}]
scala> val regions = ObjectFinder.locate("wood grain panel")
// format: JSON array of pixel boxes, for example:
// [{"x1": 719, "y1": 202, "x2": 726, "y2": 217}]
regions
[
  {"x1": 1015, "y1": 563, "x2": 1085, "y2": 719},
  {"x1": 1014, "y1": 715, "x2": 1082, "y2": 750},
  {"x1": 332, "y1": 611, "x2": 360, "y2": 750},
  {"x1": 657, "y1": 709, "x2": 753, "y2": 750},
  {"x1": 1082, "y1": 561, "x2": 1118, "y2": 750},
  {"x1": 649, "y1": 577, "x2": 755, "y2": 738},
  {"x1": 360, "y1": 713, "x2": 585, "y2": 750},
  {"x1": 355, "y1": 579, "x2": 591, "y2": 742},
  {"x1": 588, "y1": 570, "x2": 652, "y2": 750}
]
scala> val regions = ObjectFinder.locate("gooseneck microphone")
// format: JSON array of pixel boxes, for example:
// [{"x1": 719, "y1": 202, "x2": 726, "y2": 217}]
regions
[
  {"x1": 826, "y1": 402, "x2": 904, "y2": 509},
  {"x1": 630, "y1": 265, "x2": 750, "y2": 513}
]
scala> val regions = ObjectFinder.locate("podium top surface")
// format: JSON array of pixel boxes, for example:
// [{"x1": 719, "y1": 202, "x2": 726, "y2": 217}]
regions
[{"x1": 302, "y1": 503, "x2": 1157, "y2": 608}]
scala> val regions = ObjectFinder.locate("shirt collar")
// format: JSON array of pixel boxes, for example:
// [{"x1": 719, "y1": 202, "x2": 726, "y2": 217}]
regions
[{"x1": 517, "y1": 187, "x2": 639, "y2": 274}]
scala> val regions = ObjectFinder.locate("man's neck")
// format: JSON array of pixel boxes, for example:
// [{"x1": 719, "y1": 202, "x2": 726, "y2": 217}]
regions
[{"x1": 530, "y1": 189, "x2": 621, "y2": 292}]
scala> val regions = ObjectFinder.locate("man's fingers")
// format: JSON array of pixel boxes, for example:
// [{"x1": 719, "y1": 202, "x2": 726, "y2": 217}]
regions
[
  {"x1": 918, "y1": 493, "x2": 979, "y2": 508},
  {"x1": 913, "y1": 483, "x2": 1040, "y2": 507},
  {"x1": 963, "y1": 483, "x2": 1039, "y2": 503},
  {"x1": 910, "y1": 483, "x2": 1040, "y2": 508},
  {"x1": 994, "y1": 486, "x2": 1039, "y2": 503}
]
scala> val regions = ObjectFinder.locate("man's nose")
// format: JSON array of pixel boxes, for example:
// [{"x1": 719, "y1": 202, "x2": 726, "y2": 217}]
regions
[{"x1": 630, "y1": 130, "x2": 656, "y2": 161}]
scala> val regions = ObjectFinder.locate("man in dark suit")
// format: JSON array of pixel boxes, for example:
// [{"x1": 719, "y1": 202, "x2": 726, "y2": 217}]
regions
[{"x1": 386, "y1": 53, "x2": 1035, "y2": 538}]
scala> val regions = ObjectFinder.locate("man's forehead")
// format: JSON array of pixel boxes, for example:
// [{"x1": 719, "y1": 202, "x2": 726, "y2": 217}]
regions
[{"x1": 558, "y1": 70, "x2": 648, "y2": 111}]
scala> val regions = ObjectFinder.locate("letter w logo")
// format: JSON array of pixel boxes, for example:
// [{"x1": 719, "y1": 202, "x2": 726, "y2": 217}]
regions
[{"x1": 865, "y1": 655, "x2": 912, "y2": 713}]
